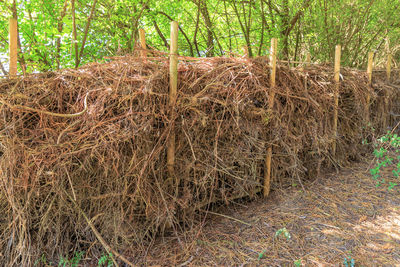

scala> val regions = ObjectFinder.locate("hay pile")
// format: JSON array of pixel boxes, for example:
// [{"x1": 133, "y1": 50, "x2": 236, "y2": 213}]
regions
[{"x1": 0, "y1": 55, "x2": 397, "y2": 264}]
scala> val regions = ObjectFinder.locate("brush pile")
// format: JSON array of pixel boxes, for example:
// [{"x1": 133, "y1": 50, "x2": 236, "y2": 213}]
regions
[{"x1": 0, "y1": 55, "x2": 398, "y2": 264}]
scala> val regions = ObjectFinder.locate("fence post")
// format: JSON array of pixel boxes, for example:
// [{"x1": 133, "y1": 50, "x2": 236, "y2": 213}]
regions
[
  {"x1": 243, "y1": 45, "x2": 249, "y2": 58},
  {"x1": 383, "y1": 53, "x2": 392, "y2": 130},
  {"x1": 167, "y1": 21, "x2": 179, "y2": 193},
  {"x1": 366, "y1": 51, "x2": 373, "y2": 121},
  {"x1": 386, "y1": 54, "x2": 392, "y2": 81},
  {"x1": 264, "y1": 37, "x2": 277, "y2": 197},
  {"x1": 332, "y1": 45, "x2": 341, "y2": 156},
  {"x1": 9, "y1": 18, "x2": 18, "y2": 77},
  {"x1": 139, "y1": 28, "x2": 146, "y2": 58},
  {"x1": 306, "y1": 52, "x2": 311, "y2": 66}
]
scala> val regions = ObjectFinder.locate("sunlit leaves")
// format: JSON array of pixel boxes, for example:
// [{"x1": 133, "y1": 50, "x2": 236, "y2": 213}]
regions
[{"x1": 0, "y1": 0, "x2": 399, "y2": 73}]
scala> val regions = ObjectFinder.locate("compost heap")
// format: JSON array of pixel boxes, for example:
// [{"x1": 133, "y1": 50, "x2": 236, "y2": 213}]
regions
[{"x1": 0, "y1": 55, "x2": 398, "y2": 264}]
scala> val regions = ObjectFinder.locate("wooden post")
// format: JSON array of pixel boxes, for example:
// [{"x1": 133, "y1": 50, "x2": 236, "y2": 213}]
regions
[
  {"x1": 366, "y1": 51, "x2": 373, "y2": 121},
  {"x1": 383, "y1": 53, "x2": 392, "y2": 130},
  {"x1": 167, "y1": 21, "x2": 178, "y2": 191},
  {"x1": 332, "y1": 45, "x2": 341, "y2": 156},
  {"x1": 9, "y1": 18, "x2": 18, "y2": 77},
  {"x1": 139, "y1": 28, "x2": 147, "y2": 58},
  {"x1": 306, "y1": 52, "x2": 311, "y2": 66},
  {"x1": 386, "y1": 54, "x2": 392, "y2": 81},
  {"x1": 264, "y1": 38, "x2": 277, "y2": 197},
  {"x1": 243, "y1": 45, "x2": 249, "y2": 58}
]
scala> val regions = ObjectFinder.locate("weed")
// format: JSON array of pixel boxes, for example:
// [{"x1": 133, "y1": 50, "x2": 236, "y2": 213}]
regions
[
  {"x1": 369, "y1": 132, "x2": 400, "y2": 190},
  {"x1": 35, "y1": 251, "x2": 114, "y2": 267},
  {"x1": 294, "y1": 259, "x2": 302, "y2": 266},
  {"x1": 343, "y1": 256, "x2": 355, "y2": 267},
  {"x1": 98, "y1": 252, "x2": 114, "y2": 267},
  {"x1": 58, "y1": 251, "x2": 84, "y2": 267},
  {"x1": 263, "y1": 115, "x2": 270, "y2": 126},
  {"x1": 258, "y1": 249, "x2": 267, "y2": 260},
  {"x1": 34, "y1": 254, "x2": 51, "y2": 266},
  {"x1": 275, "y1": 227, "x2": 291, "y2": 240}
]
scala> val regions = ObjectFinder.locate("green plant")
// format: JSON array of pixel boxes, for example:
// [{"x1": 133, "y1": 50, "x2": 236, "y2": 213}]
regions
[
  {"x1": 344, "y1": 256, "x2": 355, "y2": 267},
  {"x1": 258, "y1": 249, "x2": 267, "y2": 260},
  {"x1": 275, "y1": 227, "x2": 291, "y2": 240},
  {"x1": 369, "y1": 132, "x2": 400, "y2": 190},
  {"x1": 98, "y1": 252, "x2": 114, "y2": 267},
  {"x1": 34, "y1": 254, "x2": 50, "y2": 266},
  {"x1": 294, "y1": 259, "x2": 302, "y2": 266},
  {"x1": 58, "y1": 251, "x2": 84, "y2": 267},
  {"x1": 263, "y1": 115, "x2": 270, "y2": 126}
]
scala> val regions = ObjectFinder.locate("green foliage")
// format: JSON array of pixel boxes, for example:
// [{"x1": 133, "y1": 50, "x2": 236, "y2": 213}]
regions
[
  {"x1": 98, "y1": 252, "x2": 114, "y2": 267},
  {"x1": 58, "y1": 251, "x2": 84, "y2": 267},
  {"x1": 0, "y1": 0, "x2": 399, "y2": 74},
  {"x1": 343, "y1": 256, "x2": 355, "y2": 267},
  {"x1": 34, "y1": 251, "x2": 113, "y2": 266},
  {"x1": 275, "y1": 227, "x2": 291, "y2": 240},
  {"x1": 370, "y1": 132, "x2": 400, "y2": 190},
  {"x1": 294, "y1": 259, "x2": 302, "y2": 267},
  {"x1": 258, "y1": 249, "x2": 267, "y2": 260},
  {"x1": 34, "y1": 254, "x2": 51, "y2": 266}
]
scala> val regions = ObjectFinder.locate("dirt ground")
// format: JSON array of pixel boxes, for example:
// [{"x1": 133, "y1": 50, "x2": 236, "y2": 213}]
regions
[{"x1": 140, "y1": 159, "x2": 400, "y2": 266}]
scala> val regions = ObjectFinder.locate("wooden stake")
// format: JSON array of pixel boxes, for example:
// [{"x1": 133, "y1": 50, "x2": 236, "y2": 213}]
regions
[
  {"x1": 270, "y1": 39, "x2": 277, "y2": 89},
  {"x1": 167, "y1": 21, "x2": 178, "y2": 190},
  {"x1": 9, "y1": 18, "x2": 18, "y2": 77},
  {"x1": 264, "y1": 38, "x2": 277, "y2": 197},
  {"x1": 386, "y1": 54, "x2": 392, "y2": 81},
  {"x1": 366, "y1": 51, "x2": 373, "y2": 121},
  {"x1": 306, "y1": 52, "x2": 311, "y2": 66},
  {"x1": 383, "y1": 53, "x2": 392, "y2": 130},
  {"x1": 243, "y1": 45, "x2": 249, "y2": 58},
  {"x1": 332, "y1": 45, "x2": 341, "y2": 156},
  {"x1": 139, "y1": 28, "x2": 146, "y2": 58},
  {"x1": 367, "y1": 51, "x2": 373, "y2": 85}
]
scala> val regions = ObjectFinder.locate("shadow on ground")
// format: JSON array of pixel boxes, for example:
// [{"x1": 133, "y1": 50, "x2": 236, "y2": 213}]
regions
[{"x1": 143, "y1": 160, "x2": 400, "y2": 266}]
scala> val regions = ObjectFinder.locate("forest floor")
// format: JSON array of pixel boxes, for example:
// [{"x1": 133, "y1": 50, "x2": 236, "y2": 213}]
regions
[{"x1": 141, "y1": 159, "x2": 400, "y2": 266}]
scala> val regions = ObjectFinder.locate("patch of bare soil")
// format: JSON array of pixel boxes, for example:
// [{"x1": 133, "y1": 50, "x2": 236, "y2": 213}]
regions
[{"x1": 143, "y1": 160, "x2": 400, "y2": 266}]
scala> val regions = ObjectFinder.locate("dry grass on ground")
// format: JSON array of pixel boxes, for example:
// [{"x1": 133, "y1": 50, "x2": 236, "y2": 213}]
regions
[{"x1": 143, "y1": 159, "x2": 400, "y2": 266}]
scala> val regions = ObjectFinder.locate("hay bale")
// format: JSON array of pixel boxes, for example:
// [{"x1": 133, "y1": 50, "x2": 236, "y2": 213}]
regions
[{"x1": 0, "y1": 56, "x2": 397, "y2": 264}]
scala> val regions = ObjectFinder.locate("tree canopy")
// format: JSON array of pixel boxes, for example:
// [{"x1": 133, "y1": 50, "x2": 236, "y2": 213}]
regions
[{"x1": 0, "y1": 0, "x2": 399, "y2": 74}]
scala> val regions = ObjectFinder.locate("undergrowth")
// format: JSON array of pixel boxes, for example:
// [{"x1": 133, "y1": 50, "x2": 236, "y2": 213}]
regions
[
  {"x1": 370, "y1": 130, "x2": 400, "y2": 190},
  {"x1": 34, "y1": 251, "x2": 114, "y2": 267}
]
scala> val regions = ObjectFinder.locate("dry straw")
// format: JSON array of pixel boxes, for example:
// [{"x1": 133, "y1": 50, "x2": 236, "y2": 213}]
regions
[{"x1": 0, "y1": 53, "x2": 398, "y2": 265}]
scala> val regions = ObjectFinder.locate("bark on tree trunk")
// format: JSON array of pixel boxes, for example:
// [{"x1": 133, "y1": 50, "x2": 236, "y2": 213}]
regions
[
  {"x1": 56, "y1": 0, "x2": 69, "y2": 69},
  {"x1": 72, "y1": 0, "x2": 79, "y2": 68},
  {"x1": 11, "y1": 0, "x2": 26, "y2": 74},
  {"x1": 198, "y1": 0, "x2": 214, "y2": 57}
]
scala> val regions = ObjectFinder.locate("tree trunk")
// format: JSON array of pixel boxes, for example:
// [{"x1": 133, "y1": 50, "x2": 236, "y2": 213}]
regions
[
  {"x1": 11, "y1": 0, "x2": 26, "y2": 74},
  {"x1": 56, "y1": 0, "x2": 69, "y2": 69},
  {"x1": 72, "y1": 0, "x2": 79, "y2": 68},
  {"x1": 198, "y1": 0, "x2": 214, "y2": 57},
  {"x1": 77, "y1": 0, "x2": 98, "y2": 66}
]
